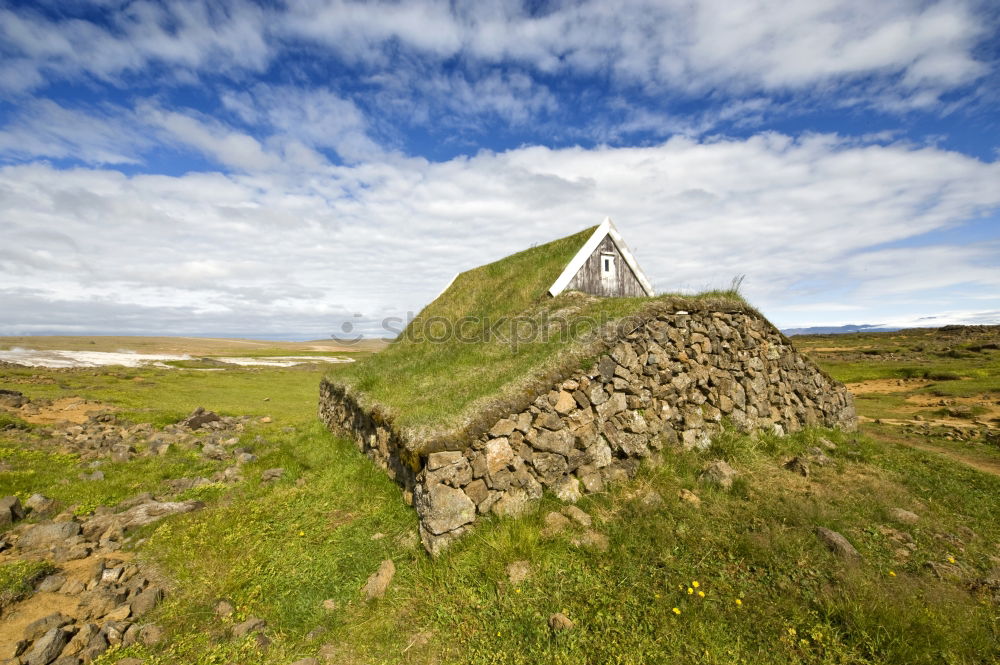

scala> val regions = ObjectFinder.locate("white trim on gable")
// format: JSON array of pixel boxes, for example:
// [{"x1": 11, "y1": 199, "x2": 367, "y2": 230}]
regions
[
  {"x1": 547, "y1": 217, "x2": 656, "y2": 297},
  {"x1": 433, "y1": 272, "x2": 460, "y2": 301}
]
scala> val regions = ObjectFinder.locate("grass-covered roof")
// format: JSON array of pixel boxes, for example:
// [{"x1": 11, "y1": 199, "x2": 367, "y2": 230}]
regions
[{"x1": 327, "y1": 226, "x2": 747, "y2": 446}]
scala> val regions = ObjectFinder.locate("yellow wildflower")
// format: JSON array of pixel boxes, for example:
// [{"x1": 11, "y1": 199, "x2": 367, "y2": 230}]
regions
[
  {"x1": 687, "y1": 587, "x2": 693, "y2": 594},
  {"x1": 698, "y1": 591, "x2": 705, "y2": 598},
  {"x1": 889, "y1": 570, "x2": 896, "y2": 577},
  {"x1": 948, "y1": 556, "x2": 956, "y2": 564},
  {"x1": 692, "y1": 581, "x2": 700, "y2": 588},
  {"x1": 298, "y1": 531, "x2": 305, "y2": 537},
  {"x1": 515, "y1": 588, "x2": 521, "y2": 593},
  {"x1": 735, "y1": 598, "x2": 742, "y2": 606},
  {"x1": 672, "y1": 607, "x2": 681, "y2": 615}
]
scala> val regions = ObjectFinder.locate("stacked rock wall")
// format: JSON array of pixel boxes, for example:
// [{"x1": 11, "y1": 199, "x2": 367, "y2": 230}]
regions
[{"x1": 320, "y1": 308, "x2": 856, "y2": 554}]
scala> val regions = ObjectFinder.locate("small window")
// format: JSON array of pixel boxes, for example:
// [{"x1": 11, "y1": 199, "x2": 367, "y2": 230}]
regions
[{"x1": 601, "y1": 253, "x2": 616, "y2": 275}]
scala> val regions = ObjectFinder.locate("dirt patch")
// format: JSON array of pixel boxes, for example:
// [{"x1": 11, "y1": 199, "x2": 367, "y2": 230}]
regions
[
  {"x1": 0, "y1": 551, "x2": 136, "y2": 658},
  {"x1": 6, "y1": 397, "x2": 115, "y2": 425},
  {"x1": 868, "y1": 430, "x2": 1000, "y2": 478},
  {"x1": 904, "y1": 393, "x2": 1000, "y2": 423},
  {"x1": 0, "y1": 591, "x2": 82, "y2": 658},
  {"x1": 846, "y1": 379, "x2": 933, "y2": 394}
]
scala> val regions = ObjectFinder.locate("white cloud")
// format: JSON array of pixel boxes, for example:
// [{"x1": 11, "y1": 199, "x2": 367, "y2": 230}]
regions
[
  {"x1": 1, "y1": 0, "x2": 992, "y2": 114},
  {"x1": 0, "y1": 133, "x2": 998, "y2": 335},
  {"x1": 144, "y1": 105, "x2": 280, "y2": 172},
  {"x1": 221, "y1": 86, "x2": 383, "y2": 163},
  {"x1": 0, "y1": 1, "x2": 271, "y2": 92},
  {"x1": 0, "y1": 99, "x2": 152, "y2": 165}
]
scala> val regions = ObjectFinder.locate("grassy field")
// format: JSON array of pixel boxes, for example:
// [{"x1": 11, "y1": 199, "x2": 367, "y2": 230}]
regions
[
  {"x1": 795, "y1": 325, "x2": 1000, "y2": 475},
  {"x1": 0, "y1": 327, "x2": 998, "y2": 664}
]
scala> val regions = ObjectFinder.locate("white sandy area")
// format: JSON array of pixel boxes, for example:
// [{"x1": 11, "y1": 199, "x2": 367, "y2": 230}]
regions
[{"x1": 0, "y1": 348, "x2": 354, "y2": 368}]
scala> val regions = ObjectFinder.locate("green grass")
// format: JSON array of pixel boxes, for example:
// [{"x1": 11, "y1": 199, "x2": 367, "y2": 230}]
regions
[
  {"x1": 3, "y1": 336, "x2": 1000, "y2": 665},
  {"x1": 330, "y1": 226, "x2": 745, "y2": 439},
  {"x1": 0, "y1": 559, "x2": 55, "y2": 609}
]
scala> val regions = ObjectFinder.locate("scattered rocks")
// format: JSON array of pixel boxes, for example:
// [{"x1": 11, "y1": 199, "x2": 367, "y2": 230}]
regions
[
  {"x1": 560, "y1": 505, "x2": 592, "y2": 528},
  {"x1": 816, "y1": 527, "x2": 861, "y2": 560},
  {"x1": 82, "y1": 499, "x2": 204, "y2": 540},
  {"x1": 25, "y1": 493, "x2": 55, "y2": 516},
  {"x1": 24, "y1": 626, "x2": 73, "y2": 665},
  {"x1": 261, "y1": 468, "x2": 285, "y2": 483},
  {"x1": 139, "y1": 624, "x2": 165, "y2": 646},
  {"x1": 571, "y1": 530, "x2": 609, "y2": 551},
  {"x1": 506, "y1": 560, "x2": 531, "y2": 584},
  {"x1": 890, "y1": 508, "x2": 920, "y2": 524},
  {"x1": 232, "y1": 616, "x2": 267, "y2": 638},
  {"x1": 18, "y1": 521, "x2": 82, "y2": 551},
  {"x1": 678, "y1": 489, "x2": 701, "y2": 507},
  {"x1": 548, "y1": 612, "x2": 575, "y2": 632},
  {"x1": 636, "y1": 489, "x2": 664, "y2": 510},
  {"x1": 214, "y1": 599, "x2": 235, "y2": 618},
  {"x1": 540, "y1": 511, "x2": 571, "y2": 538},
  {"x1": 1, "y1": 495, "x2": 26, "y2": 526},
  {"x1": 362, "y1": 559, "x2": 396, "y2": 601},
  {"x1": 783, "y1": 456, "x2": 810, "y2": 477},
  {"x1": 699, "y1": 460, "x2": 737, "y2": 489},
  {"x1": 181, "y1": 407, "x2": 222, "y2": 430}
]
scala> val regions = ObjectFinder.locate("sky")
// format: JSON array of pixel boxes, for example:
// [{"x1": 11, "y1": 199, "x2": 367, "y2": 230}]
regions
[{"x1": 0, "y1": 0, "x2": 999, "y2": 339}]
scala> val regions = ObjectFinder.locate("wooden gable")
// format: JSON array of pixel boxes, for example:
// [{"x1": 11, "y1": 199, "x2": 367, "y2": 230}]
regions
[{"x1": 548, "y1": 218, "x2": 655, "y2": 298}]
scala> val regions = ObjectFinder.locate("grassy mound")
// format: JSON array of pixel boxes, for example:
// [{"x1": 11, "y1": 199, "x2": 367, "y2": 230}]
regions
[{"x1": 329, "y1": 227, "x2": 746, "y2": 441}]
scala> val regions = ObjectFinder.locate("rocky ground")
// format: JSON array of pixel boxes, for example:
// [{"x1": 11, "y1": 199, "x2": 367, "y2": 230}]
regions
[{"x1": 0, "y1": 392, "x2": 287, "y2": 665}]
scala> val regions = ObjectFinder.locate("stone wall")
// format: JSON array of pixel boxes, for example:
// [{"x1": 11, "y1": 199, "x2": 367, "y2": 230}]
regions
[{"x1": 320, "y1": 308, "x2": 856, "y2": 555}]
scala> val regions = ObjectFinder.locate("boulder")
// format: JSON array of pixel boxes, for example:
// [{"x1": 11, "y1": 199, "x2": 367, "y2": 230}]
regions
[
  {"x1": 783, "y1": 457, "x2": 810, "y2": 477},
  {"x1": 560, "y1": 505, "x2": 592, "y2": 527},
  {"x1": 261, "y1": 468, "x2": 284, "y2": 483},
  {"x1": 180, "y1": 407, "x2": 221, "y2": 429},
  {"x1": 698, "y1": 460, "x2": 737, "y2": 489},
  {"x1": 552, "y1": 477, "x2": 582, "y2": 503},
  {"x1": 362, "y1": 559, "x2": 395, "y2": 600},
  {"x1": 540, "y1": 511, "x2": 571, "y2": 538},
  {"x1": 139, "y1": 624, "x2": 165, "y2": 646},
  {"x1": 25, "y1": 626, "x2": 73, "y2": 665},
  {"x1": 232, "y1": 616, "x2": 266, "y2": 637},
  {"x1": 83, "y1": 500, "x2": 203, "y2": 539},
  {"x1": 23, "y1": 613, "x2": 72, "y2": 642},
  {"x1": 890, "y1": 508, "x2": 920, "y2": 524},
  {"x1": 25, "y1": 494, "x2": 55, "y2": 515},
  {"x1": 678, "y1": 489, "x2": 702, "y2": 507},
  {"x1": 548, "y1": 613, "x2": 575, "y2": 632},
  {"x1": 1, "y1": 495, "x2": 25, "y2": 526},
  {"x1": 18, "y1": 521, "x2": 82, "y2": 550},
  {"x1": 816, "y1": 527, "x2": 861, "y2": 560},
  {"x1": 419, "y1": 484, "x2": 475, "y2": 535},
  {"x1": 571, "y1": 530, "x2": 609, "y2": 551}
]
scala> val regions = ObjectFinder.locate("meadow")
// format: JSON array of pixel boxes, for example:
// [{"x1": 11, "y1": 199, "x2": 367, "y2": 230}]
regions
[{"x1": 0, "y1": 327, "x2": 998, "y2": 664}]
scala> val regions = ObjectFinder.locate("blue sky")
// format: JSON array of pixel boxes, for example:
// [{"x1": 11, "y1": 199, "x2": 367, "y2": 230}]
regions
[{"x1": 0, "y1": 0, "x2": 998, "y2": 338}]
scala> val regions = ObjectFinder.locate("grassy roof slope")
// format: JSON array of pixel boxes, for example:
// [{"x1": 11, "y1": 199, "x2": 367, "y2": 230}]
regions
[{"x1": 329, "y1": 226, "x2": 746, "y2": 444}]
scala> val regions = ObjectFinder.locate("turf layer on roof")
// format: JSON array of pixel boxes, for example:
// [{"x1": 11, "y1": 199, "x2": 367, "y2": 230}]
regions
[{"x1": 326, "y1": 226, "x2": 744, "y2": 439}]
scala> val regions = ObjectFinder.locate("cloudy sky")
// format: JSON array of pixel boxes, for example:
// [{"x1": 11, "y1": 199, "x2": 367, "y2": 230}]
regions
[{"x1": 1, "y1": 0, "x2": 998, "y2": 338}]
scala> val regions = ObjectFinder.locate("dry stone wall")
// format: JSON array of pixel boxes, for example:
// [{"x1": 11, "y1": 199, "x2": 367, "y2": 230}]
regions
[{"x1": 320, "y1": 308, "x2": 857, "y2": 555}]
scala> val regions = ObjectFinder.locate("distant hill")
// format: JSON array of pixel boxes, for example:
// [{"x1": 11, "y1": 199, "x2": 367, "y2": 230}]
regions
[{"x1": 782, "y1": 324, "x2": 900, "y2": 336}]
